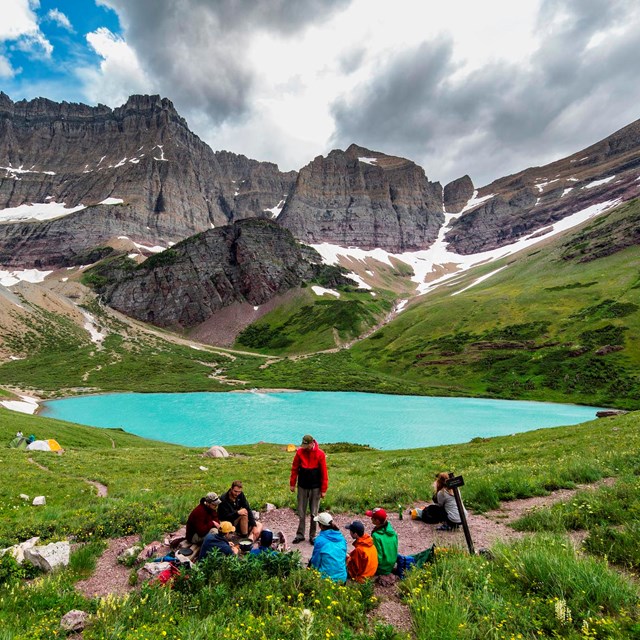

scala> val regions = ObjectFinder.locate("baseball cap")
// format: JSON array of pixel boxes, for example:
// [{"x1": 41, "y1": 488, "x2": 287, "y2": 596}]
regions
[
  {"x1": 365, "y1": 507, "x2": 387, "y2": 521},
  {"x1": 313, "y1": 512, "x2": 333, "y2": 526},
  {"x1": 219, "y1": 521, "x2": 236, "y2": 534},
  {"x1": 344, "y1": 520, "x2": 365, "y2": 536},
  {"x1": 301, "y1": 434, "x2": 314, "y2": 445},
  {"x1": 205, "y1": 492, "x2": 221, "y2": 505}
]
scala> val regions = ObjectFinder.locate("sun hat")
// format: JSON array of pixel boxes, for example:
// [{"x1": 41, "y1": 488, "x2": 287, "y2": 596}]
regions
[
  {"x1": 344, "y1": 520, "x2": 365, "y2": 536},
  {"x1": 205, "y1": 492, "x2": 221, "y2": 505},
  {"x1": 219, "y1": 521, "x2": 236, "y2": 534},
  {"x1": 313, "y1": 512, "x2": 333, "y2": 526},
  {"x1": 301, "y1": 434, "x2": 314, "y2": 445},
  {"x1": 365, "y1": 507, "x2": 388, "y2": 521}
]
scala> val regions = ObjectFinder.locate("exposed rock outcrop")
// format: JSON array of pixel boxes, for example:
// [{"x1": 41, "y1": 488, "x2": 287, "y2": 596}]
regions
[
  {"x1": 444, "y1": 175, "x2": 474, "y2": 213},
  {"x1": 0, "y1": 93, "x2": 296, "y2": 265},
  {"x1": 445, "y1": 119, "x2": 640, "y2": 254},
  {"x1": 278, "y1": 144, "x2": 444, "y2": 251},
  {"x1": 90, "y1": 218, "x2": 333, "y2": 329}
]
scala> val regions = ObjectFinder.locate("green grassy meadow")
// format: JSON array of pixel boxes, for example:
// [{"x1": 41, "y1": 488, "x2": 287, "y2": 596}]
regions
[{"x1": 1, "y1": 407, "x2": 639, "y2": 638}]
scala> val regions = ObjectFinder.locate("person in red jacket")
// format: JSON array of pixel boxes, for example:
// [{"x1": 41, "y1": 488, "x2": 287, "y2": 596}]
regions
[
  {"x1": 345, "y1": 520, "x2": 378, "y2": 582},
  {"x1": 186, "y1": 492, "x2": 221, "y2": 544},
  {"x1": 289, "y1": 434, "x2": 328, "y2": 544}
]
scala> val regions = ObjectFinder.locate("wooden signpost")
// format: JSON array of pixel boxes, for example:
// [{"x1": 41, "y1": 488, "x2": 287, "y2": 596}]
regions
[{"x1": 446, "y1": 471, "x2": 475, "y2": 555}]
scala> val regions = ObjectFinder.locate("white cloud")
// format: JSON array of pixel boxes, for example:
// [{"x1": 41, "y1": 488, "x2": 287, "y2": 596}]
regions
[
  {"x1": 0, "y1": 54, "x2": 15, "y2": 78},
  {"x1": 1, "y1": 0, "x2": 53, "y2": 61},
  {"x1": 0, "y1": 0, "x2": 39, "y2": 40},
  {"x1": 46, "y1": 8, "x2": 73, "y2": 31},
  {"x1": 77, "y1": 27, "x2": 151, "y2": 105}
]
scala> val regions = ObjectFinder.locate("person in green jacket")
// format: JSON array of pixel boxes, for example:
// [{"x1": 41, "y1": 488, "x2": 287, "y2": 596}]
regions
[{"x1": 366, "y1": 507, "x2": 398, "y2": 575}]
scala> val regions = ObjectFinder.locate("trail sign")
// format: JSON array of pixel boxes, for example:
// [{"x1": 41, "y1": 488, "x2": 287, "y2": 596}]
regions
[{"x1": 446, "y1": 475, "x2": 465, "y2": 489}]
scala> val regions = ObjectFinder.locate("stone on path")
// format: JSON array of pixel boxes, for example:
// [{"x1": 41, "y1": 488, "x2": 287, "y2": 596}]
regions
[{"x1": 24, "y1": 541, "x2": 70, "y2": 572}]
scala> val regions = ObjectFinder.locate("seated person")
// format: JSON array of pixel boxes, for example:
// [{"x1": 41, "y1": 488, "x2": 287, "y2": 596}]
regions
[
  {"x1": 250, "y1": 529, "x2": 276, "y2": 556},
  {"x1": 198, "y1": 521, "x2": 238, "y2": 560},
  {"x1": 186, "y1": 492, "x2": 221, "y2": 544},
  {"x1": 411, "y1": 472, "x2": 467, "y2": 531},
  {"x1": 345, "y1": 520, "x2": 378, "y2": 582},
  {"x1": 218, "y1": 480, "x2": 263, "y2": 541},
  {"x1": 366, "y1": 507, "x2": 398, "y2": 575},
  {"x1": 308, "y1": 512, "x2": 347, "y2": 582}
]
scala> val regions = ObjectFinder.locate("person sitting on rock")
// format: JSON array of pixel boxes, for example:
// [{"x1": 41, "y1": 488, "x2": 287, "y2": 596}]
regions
[
  {"x1": 345, "y1": 520, "x2": 378, "y2": 582},
  {"x1": 186, "y1": 492, "x2": 221, "y2": 544},
  {"x1": 308, "y1": 512, "x2": 347, "y2": 582},
  {"x1": 198, "y1": 521, "x2": 238, "y2": 560},
  {"x1": 217, "y1": 480, "x2": 263, "y2": 541},
  {"x1": 410, "y1": 472, "x2": 467, "y2": 531},
  {"x1": 366, "y1": 507, "x2": 398, "y2": 575}
]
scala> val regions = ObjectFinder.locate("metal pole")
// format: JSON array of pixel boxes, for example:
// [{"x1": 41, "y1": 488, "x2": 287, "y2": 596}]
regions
[{"x1": 448, "y1": 471, "x2": 475, "y2": 555}]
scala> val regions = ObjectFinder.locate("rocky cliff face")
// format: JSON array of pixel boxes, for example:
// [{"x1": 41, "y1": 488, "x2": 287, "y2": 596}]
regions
[
  {"x1": 445, "y1": 119, "x2": 640, "y2": 254},
  {"x1": 443, "y1": 175, "x2": 474, "y2": 213},
  {"x1": 91, "y1": 218, "x2": 322, "y2": 329},
  {"x1": 0, "y1": 93, "x2": 296, "y2": 265},
  {"x1": 277, "y1": 144, "x2": 444, "y2": 251}
]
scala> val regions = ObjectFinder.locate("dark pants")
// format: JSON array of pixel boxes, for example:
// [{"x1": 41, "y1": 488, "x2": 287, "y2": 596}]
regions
[
  {"x1": 421, "y1": 504, "x2": 458, "y2": 526},
  {"x1": 296, "y1": 487, "x2": 321, "y2": 539}
]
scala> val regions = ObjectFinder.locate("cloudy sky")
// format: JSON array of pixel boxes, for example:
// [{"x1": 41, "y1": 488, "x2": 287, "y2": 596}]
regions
[{"x1": 2, "y1": 0, "x2": 640, "y2": 186}]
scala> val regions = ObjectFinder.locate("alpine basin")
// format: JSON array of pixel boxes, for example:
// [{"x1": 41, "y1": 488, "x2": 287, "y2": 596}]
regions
[{"x1": 40, "y1": 391, "x2": 605, "y2": 450}]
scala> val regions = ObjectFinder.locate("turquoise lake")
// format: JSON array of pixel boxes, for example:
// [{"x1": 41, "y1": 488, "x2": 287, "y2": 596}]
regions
[{"x1": 41, "y1": 392, "x2": 605, "y2": 450}]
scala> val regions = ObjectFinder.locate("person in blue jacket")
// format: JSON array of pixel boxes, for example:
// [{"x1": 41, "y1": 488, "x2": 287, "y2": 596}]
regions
[{"x1": 308, "y1": 512, "x2": 347, "y2": 582}]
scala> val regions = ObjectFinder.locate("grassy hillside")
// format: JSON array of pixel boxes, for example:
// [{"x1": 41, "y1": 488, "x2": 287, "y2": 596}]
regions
[{"x1": 1, "y1": 409, "x2": 639, "y2": 638}]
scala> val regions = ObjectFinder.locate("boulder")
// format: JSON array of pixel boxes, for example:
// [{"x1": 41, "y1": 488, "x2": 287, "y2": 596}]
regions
[
  {"x1": 60, "y1": 609, "x2": 89, "y2": 633},
  {"x1": 203, "y1": 445, "x2": 229, "y2": 458},
  {"x1": 0, "y1": 536, "x2": 40, "y2": 564},
  {"x1": 19, "y1": 494, "x2": 29, "y2": 501},
  {"x1": 596, "y1": 409, "x2": 628, "y2": 418},
  {"x1": 24, "y1": 541, "x2": 70, "y2": 572},
  {"x1": 32, "y1": 496, "x2": 46, "y2": 506}
]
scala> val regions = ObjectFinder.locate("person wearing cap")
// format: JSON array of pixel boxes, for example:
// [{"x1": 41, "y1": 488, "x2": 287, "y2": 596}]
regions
[
  {"x1": 186, "y1": 492, "x2": 222, "y2": 544},
  {"x1": 366, "y1": 508, "x2": 398, "y2": 575},
  {"x1": 345, "y1": 520, "x2": 378, "y2": 582},
  {"x1": 250, "y1": 529, "x2": 276, "y2": 556},
  {"x1": 198, "y1": 521, "x2": 238, "y2": 560},
  {"x1": 308, "y1": 512, "x2": 347, "y2": 582},
  {"x1": 218, "y1": 480, "x2": 263, "y2": 542},
  {"x1": 290, "y1": 434, "x2": 328, "y2": 544}
]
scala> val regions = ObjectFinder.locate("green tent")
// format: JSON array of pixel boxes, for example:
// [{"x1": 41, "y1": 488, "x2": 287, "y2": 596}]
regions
[{"x1": 8, "y1": 436, "x2": 27, "y2": 449}]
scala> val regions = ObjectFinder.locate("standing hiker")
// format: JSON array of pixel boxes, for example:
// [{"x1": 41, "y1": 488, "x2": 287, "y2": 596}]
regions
[{"x1": 289, "y1": 434, "x2": 328, "y2": 544}]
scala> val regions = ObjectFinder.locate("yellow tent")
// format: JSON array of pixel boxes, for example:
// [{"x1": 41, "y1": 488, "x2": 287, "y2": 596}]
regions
[
  {"x1": 286, "y1": 444, "x2": 296, "y2": 452},
  {"x1": 47, "y1": 439, "x2": 63, "y2": 452}
]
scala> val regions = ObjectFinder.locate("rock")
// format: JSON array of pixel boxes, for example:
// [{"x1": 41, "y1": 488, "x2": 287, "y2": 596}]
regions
[
  {"x1": 203, "y1": 445, "x2": 230, "y2": 458},
  {"x1": 93, "y1": 219, "x2": 326, "y2": 330},
  {"x1": 19, "y1": 494, "x2": 29, "y2": 501},
  {"x1": 137, "y1": 541, "x2": 163, "y2": 561},
  {"x1": 139, "y1": 561, "x2": 172, "y2": 580},
  {"x1": 118, "y1": 545, "x2": 143, "y2": 563},
  {"x1": 24, "y1": 541, "x2": 70, "y2": 572},
  {"x1": 60, "y1": 610, "x2": 89, "y2": 633},
  {"x1": 199, "y1": 465, "x2": 209, "y2": 471},
  {"x1": 595, "y1": 345, "x2": 624, "y2": 355},
  {"x1": 252, "y1": 510, "x2": 261, "y2": 521},
  {"x1": 443, "y1": 175, "x2": 474, "y2": 213},
  {"x1": 596, "y1": 410, "x2": 628, "y2": 418},
  {"x1": 0, "y1": 536, "x2": 40, "y2": 564},
  {"x1": 32, "y1": 496, "x2": 46, "y2": 506},
  {"x1": 279, "y1": 144, "x2": 444, "y2": 252},
  {"x1": 265, "y1": 503, "x2": 276, "y2": 512}
]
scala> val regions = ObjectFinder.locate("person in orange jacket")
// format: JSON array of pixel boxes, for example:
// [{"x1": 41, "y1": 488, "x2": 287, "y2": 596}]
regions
[
  {"x1": 345, "y1": 520, "x2": 378, "y2": 582},
  {"x1": 289, "y1": 434, "x2": 328, "y2": 544}
]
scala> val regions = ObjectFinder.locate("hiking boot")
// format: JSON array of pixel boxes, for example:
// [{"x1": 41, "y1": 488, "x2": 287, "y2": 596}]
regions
[
  {"x1": 436, "y1": 523, "x2": 458, "y2": 532},
  {"x1": 309, "y1": 536, "x2": 316, "y2": 545},
  {"x1": 292, "y1": 535, "x2": 305, "y2": 544}
]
